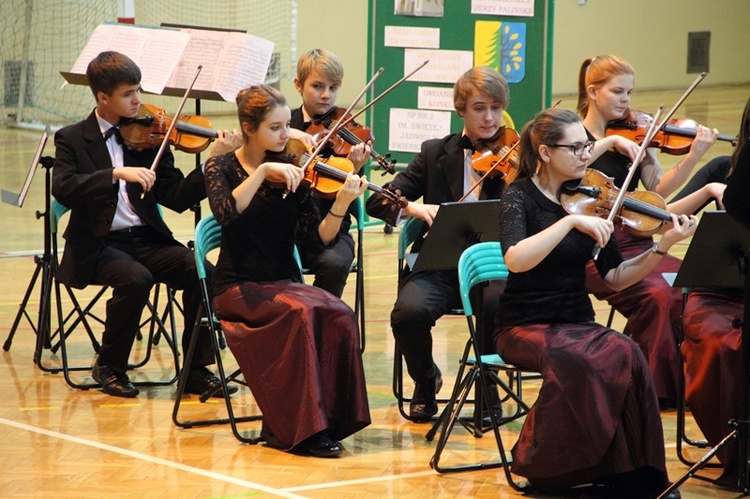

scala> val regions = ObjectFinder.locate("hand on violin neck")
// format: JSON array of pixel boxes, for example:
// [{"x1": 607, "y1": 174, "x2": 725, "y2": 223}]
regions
[
  {"x1": 659, "y1": 213, "x2": 698, "y2": 249},
  {"x1": 208, "y1": 129, "x2": 243, "y2": 158},
  {"x1": 333, "y1": 171, "x2": 368, "y2": 206},
  {"x1": 686, "y1": 124, "x2": 719, "y2": 159},
  {"x1": 346, "y1": 142, "x2": 371, "y2": 172}
]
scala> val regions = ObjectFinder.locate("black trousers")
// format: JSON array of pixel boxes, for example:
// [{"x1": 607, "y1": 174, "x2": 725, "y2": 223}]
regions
[
  {"x1": 92, "y1": 226, "x2": 214, "y2": 374},
  {"x1": 299, "y1": 231, "x2": 355, "y2": 298},
  {"x1": 391, "y1": 268, "x2": 504, "y2": 382}
]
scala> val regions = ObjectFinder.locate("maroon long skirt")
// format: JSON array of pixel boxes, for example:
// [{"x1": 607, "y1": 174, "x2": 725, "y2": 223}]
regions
[
  {"x1": 213, "y1": 280, "x2": 371, "y2": 450},
  {"x1": 585, "y1": 228, "x2": 683, "y2": 403},
  {"x1": 682, "y1": 291, "x2": 743, "y2": 483},
  {"x1": 495, "y1": 322, "x2": 668, "y2": 490}
]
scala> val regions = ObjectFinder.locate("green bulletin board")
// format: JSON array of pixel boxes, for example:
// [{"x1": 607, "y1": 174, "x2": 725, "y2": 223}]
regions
[{"x1": 366, "y1": 0, "x2": 555, "y2": 167}]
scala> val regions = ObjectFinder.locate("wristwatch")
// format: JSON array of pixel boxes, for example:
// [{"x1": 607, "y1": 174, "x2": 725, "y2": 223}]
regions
[{"x1": 651, "y1": 243, "x2": 667, "y2": 256}]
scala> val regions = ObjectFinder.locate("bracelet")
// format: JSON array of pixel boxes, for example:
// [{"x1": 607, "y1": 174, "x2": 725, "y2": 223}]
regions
[
  {"x1": 651, "y1": 243, "x2": 667, "y2": 256},
  {"x1": 328, "y1": 210, "x2": 346, "y2": 218}
]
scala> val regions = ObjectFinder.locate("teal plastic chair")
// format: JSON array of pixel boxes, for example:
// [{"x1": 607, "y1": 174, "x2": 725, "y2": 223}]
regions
[
  {"x1": 391, "y1": 216, "x2": 463, "y2": 421},
  {"x1": 427, "y1": 242, "x2": 532, "y2": 489},
  {"x1": 172, "y1": 214, "x2": 261, "y2": 444},
  {"x1": 51, "y1": 199, "x2": 180, "y2": 389}
]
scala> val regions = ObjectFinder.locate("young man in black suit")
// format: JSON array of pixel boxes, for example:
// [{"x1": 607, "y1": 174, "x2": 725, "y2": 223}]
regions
[
  {"x1": 366, "y1": 66, "x2": 510, "y2": 421},
  {"x1": 52, "y1": 51, "x2": 240, "y2": 398}
]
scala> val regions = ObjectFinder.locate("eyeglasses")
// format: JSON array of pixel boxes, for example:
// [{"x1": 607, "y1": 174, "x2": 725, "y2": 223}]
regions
[{"x1": 547, "y1": 141, "x2": 595, "y2": 156}]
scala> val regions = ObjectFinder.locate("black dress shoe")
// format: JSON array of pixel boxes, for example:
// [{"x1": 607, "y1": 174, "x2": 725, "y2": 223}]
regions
[
  {"x1": 185, "y1": 366, "x2": 239, "y2": 397},
  {"x1": 298, "y1": 431, "x2": 344, "y2": 458},
  {"x1": 409, "y1": 366, "x2": 443, "y2": 422},
  {"x1": 475, "y1": 383, "x2": 503, "y2": 426},
  {"x1": 92, "y1": 363, "x2": 139, "y2": 398}
]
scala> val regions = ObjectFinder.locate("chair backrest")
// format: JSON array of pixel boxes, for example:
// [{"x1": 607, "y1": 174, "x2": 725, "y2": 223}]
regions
[
  {"x1": 193, "y1": 214, "x2": 222, "y2": 280},
  {"x1": 50, "y1": 199, "x2": 69, "y2": 235},
  {"x1": 397, "y1": 216, "x2": 426, "y2": 261},
  {"x1": 457, "y1": 241, "x2": 508, "y2": 317}
]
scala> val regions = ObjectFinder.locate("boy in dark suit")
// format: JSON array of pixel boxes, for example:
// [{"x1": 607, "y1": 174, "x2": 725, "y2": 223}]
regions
[
  {"x1": 52, "y1": 51, "x2": 239, "y2": 398},
  {"x1": 289, "y1": 48, "x2": 370, "y2": 297},
  {"x1": 366, "y1": 66, "x2": 510, "y2": 421}
]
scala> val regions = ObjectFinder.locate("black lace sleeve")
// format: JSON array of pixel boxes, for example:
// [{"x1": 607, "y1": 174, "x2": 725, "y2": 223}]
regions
[
  {"x1": 205, "y1": 153, "x2": 244, "y2": 225},
  {"x1": 498, "y1": 184, "x2": 529, "y2": 253}
]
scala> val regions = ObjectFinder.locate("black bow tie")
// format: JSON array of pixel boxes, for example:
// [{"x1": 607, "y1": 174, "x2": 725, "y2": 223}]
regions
[
  {"x1": 104, "y1": 126, "x2": 122, "y2": 144},
  {"x1": 457, "y1": 135, "x2": 475, "y2": 152}
]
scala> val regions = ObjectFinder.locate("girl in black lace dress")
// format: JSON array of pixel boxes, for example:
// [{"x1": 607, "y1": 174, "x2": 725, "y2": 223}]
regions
[
  {"x1": 204, "y1": 84, "x2": 370, "y2": 457},
  {"x1": 494, "y1": 108, "x2": 696, "y2": 497}
]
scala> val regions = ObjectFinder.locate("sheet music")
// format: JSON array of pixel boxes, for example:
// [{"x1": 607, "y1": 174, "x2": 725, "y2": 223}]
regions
[
  {"x1": 68, "y1": 24, "x2": 188, "y2": 94},
  {"x1": 64, "y1": 23, "x2": 274, "y2": 102},
  {"x1": 168, "y1": 29, "x2": 274, "y2": 101}
]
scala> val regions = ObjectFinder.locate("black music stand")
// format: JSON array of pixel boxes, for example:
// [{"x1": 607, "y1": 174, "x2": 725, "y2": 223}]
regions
[
  {"x1": 407, "y1": 199, "x2": 502, "y2": 433},
  {"x1": 407, "y1": 199, "x2": 501, "y2": 272},
  {"x1": 1, "y1": 127, "x2": 99, "y2": 371},
  {"x1": 660, "y1": 211, "x2": 750, "y2": 498}
]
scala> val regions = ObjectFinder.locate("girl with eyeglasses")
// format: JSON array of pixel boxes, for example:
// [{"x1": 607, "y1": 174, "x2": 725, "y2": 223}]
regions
[
  {"x1": 577, "y1": 55, "x2": 718, "y2": 409},
  {"x1": 494, "y1": 108, "x2": 695, "y2": 498}
]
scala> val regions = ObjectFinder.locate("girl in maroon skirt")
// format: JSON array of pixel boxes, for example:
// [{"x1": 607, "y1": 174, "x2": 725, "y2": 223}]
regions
[
  {"x1": 577, "y1": 55, "x2": 719, "y2": 406},
  {"x1": 204, "y1": 84, "x2": 371, "y2": 457},
  {"x1": 495, "y1": 108, "x2": 695, "y2": 497}
]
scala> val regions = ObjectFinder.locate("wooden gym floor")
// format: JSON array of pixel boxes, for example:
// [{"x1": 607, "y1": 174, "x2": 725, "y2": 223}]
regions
[{"x1": 1, "y1": 84, "x2": 748, "y2": 498}]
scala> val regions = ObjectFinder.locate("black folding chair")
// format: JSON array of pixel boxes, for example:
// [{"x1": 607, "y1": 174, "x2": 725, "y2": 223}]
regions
[{"x1": 172, "y1": 214, "x2": 261, "y2": 444}]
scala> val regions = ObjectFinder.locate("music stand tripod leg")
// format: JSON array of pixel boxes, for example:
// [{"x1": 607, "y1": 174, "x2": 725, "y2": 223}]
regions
[
  {"x1": 658, "y1": 429, "x2": 739, "y2": 499},
  {"x1": 4, "y1": 157, "x2": 56, "y2": 366}
]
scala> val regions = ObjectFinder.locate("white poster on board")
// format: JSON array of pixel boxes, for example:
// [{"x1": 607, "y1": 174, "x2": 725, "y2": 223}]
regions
[{"x1": 389, "y1": 108, "x2": 452, "y2": 153}]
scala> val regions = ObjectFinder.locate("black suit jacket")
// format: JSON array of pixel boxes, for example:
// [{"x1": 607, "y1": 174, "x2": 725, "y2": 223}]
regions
[
  {"x1": 365, "y1": 133, "x2": 506, "y2": 253},
  {"x1": 51, "y1": 110, "x2": 206, "y2": 288}
]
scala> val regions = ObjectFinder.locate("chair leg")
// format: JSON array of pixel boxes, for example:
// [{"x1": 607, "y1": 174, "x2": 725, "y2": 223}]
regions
[
  {"x1": 675, "y1": 340, "x2": 717, "y2": 467},
  {"x1": 427, "y1": 350, "x2": 529, "y2": 491},
  {"x1": 172, "y1": 291, "x2": 262, "y2": 444},
  {"x1": 58, "y1": 284, "x2": 181, "y2": 390}
]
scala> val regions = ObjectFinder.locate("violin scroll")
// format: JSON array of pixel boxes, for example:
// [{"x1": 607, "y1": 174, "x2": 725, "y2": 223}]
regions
[{"x1": 306, "y1": 107, "x2": 397, "y2": 175}]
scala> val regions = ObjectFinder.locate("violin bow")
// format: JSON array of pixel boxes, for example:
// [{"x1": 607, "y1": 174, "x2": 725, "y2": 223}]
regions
[
  {"x1": 592, "y1": 105, "x2": 665, "y2": 259},
  {"x1": 140, "y1": 64, "x2": 203, "y2": 199},
  {"x1": 658, "y1": 72, "x2": 707, "y2": 130},
  {"x1": 335, "y1": 59, "x2": 430, "y2": 131}
]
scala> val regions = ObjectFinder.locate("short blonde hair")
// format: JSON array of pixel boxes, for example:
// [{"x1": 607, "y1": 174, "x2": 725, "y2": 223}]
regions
[{"x1": 296, "y1": 49, "x2": 344, "y2": 86}]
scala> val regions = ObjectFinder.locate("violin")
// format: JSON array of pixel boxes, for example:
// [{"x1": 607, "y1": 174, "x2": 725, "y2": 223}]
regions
[
  {"x1": 119, "y1": 103, "x2": 218, "y2": 154},
  {"x1": 305, "y1": 107, "x2": 397, "y2": 174},
  {"x1": 606, "y1": 108, "x2": 737, "y2": 155},
  {"x1": 267, "y1": 139, "x2": 407, "y2": 208},
  {"x1": 471, "y1": 127, "x2": 521, "y2": 183},
  {"x1": 561, "y1": 168, "x2": 679, "y2": 237}
]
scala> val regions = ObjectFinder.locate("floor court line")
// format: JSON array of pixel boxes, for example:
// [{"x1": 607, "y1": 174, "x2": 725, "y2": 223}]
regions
[
  {"x1": 282, "y1": 470, "x2": 437, "y2": 492},
  {"x1": 1, "y1": 416, "x2": 440, "y2": 496},
  {"x1": 0, "y1": 417, "x2": 305, "y2": 499}
]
